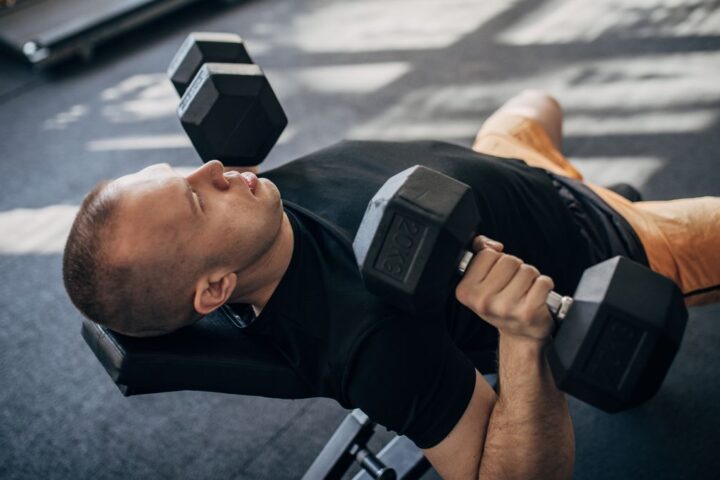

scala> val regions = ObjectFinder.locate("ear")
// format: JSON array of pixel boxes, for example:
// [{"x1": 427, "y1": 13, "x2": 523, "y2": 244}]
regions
[{"x1": 192, "y1": 271, "x2": 238, "y2": 316}]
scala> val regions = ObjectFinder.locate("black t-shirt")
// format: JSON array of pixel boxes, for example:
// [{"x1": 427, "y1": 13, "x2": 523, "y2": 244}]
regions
[
  {"x1": 229, "y1": 140, "x2": 627, "y2": 449},
  {"x1": 239, "y1": 206, "x2": 480, "y2": 448},
  {"x1": 263, "y1": 140, "x2": 594, "y2": 293}
]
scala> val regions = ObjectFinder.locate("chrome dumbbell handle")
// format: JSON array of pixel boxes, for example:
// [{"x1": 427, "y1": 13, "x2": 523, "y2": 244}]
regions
[
  {"x1": 457, "y1": 250, "x2": 574, "y2": 320},
  {"x1": 546, "y1": 291, "x2": 574, "y2": 320}
]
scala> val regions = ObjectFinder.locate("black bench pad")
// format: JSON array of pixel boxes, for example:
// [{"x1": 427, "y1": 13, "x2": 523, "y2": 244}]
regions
[{"x1": 81, "y1": 312, "x2": 313, "y2": 399}]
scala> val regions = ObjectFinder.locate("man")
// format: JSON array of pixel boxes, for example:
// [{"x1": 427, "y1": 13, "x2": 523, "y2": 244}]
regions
[{"x1": 63, "y1": 91, "x2": 719, "y2": 479}]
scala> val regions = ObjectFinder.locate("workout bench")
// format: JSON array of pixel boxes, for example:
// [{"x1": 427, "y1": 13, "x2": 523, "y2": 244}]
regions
[{"x1": 81, "y1": 309, "x2": 450, "y2": 479}]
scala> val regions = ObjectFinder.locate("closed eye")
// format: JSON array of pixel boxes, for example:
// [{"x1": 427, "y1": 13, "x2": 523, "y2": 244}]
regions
[
  {"x1": 182, "y1": 177, "x2": 203, "y2": 214},
  {"x1": 191, "y1": 188, "x2": 204, "y2": 211}
]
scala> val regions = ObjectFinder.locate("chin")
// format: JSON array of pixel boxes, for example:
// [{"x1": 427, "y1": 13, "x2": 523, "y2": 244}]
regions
[
  {"x1": 261, "y1": 178, "x2": 281, "y2": 200},
  {"x1": 265, "y1": 182, "x2": 283, "y2": 213}
]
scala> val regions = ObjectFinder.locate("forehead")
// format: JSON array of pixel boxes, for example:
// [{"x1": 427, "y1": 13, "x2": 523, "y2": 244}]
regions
[
  {"x1": 113, "y1": 163, "x2": 179, "y2": 191},
  {"x1": 107, "y1": 164, "x2": 191, "y2": 260},
  {"x1": 109, "y1": 163, "x2": 190, "y2": 218}
]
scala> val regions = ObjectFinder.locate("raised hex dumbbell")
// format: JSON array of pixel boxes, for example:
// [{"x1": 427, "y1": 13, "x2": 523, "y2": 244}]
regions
[
  {"x1": 167, "y1": 32, "x2": 254, "y2": 95},
  {"x1": 167, "y1": 32, "x2": 287, "y2": 166},
  {"x1": 353, "y1": 165, "x2": 688, "y2": 413}
]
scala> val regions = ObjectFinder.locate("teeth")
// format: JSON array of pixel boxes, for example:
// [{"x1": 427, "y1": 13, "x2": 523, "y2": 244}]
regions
[
  {"x1": 222, "y1": 170, "x2": 256, "y2": 193},
  {"x1": 240, "y1": 172, "x2": 256, "y2": 192}
]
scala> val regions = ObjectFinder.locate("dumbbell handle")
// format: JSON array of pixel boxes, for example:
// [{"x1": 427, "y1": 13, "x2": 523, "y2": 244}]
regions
[{"x1": 458, "y1": 251, "x2": 574, "y2": 320}]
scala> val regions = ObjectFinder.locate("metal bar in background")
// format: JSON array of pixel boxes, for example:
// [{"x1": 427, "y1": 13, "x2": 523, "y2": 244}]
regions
[{"x1": 0, "y1": 0, "x2": 205, "y2": 68}]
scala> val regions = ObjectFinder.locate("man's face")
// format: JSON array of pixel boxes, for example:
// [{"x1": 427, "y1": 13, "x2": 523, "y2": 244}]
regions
[{"x1": 107, "y1": 161, "x2": 284, "y2": 325}]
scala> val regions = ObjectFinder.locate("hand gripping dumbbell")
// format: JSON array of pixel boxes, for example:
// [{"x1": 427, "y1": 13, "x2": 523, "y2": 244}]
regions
[
  {"x1": 167, "y1": 32, "x2": 287, "y2": 166},
  {"x1": 353, "y1": 165, "x2": 688, "y2": 413}
]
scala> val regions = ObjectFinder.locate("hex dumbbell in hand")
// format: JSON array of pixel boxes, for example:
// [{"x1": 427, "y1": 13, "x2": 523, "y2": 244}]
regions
[
  {"x1": 456, "y1": 236, "x2": 557, "y2": 342},
  {"x1": 353, "y1": 165, "x2": 687, "y2": 412}
]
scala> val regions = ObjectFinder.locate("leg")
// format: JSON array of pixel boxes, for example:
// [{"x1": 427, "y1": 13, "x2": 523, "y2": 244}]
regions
[
  {"x1": 473, "y1": 90, "x2": 583, "y2": 179},
  {"x1": 487, "y1": 89, "x2": 564, "y2": 148},
  {"x1": 583, "y1": 187, "x2": 720, "y2": 306},
  {"x1": 475, "y1": 90, "x2": 720, "y2": 306}
]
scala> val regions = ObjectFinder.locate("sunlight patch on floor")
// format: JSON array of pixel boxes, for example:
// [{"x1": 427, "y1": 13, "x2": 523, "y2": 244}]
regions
[
  {"x1": 0, "y1": 205, "x2": 78, "y2": 255},
  {"x1": 285, "y1": 0, "x2": 516, "y2": 52},
  {"x1": 499, "y1": 0, "x2": 720, "y2": 45}
]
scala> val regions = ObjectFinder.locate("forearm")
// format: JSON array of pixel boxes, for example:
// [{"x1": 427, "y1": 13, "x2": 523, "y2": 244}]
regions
[
  {"x1": 452, "y1": 240, "x2": 575, "y2": 479},
  {"x1": 479, "y1": 334, "x2": 575, "y2": 480}
]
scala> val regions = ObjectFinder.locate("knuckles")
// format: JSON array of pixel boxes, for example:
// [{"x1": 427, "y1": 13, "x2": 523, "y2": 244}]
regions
[
  {"x1": 455, "y1": 282, "x2": 492, "y2": 317},
  {"x1": 499, "y1": 255, "x2": 522, "y2": 268},
  {"x1": 488, "y1": 298, "x2": 513, "y2": 319},
  {"x1": 516, "y1": 305, "x2": 540, "y2": 325},
  {"x1": 456, "y1": 253, "x2": 555, "y2": 333},
  {"x1": 454, "y1": 282, "x2": 470, "y2": 305},
  {"x1": 455, "y1": 281, "x2": 480, "y2": 308},
  {"x1": 472, "y1": 296, "x2": 492, "y2": 316},
  {"x1": 476, "y1": 248, "x2": 501, "y2": 262},
  {"x1": 520, "y1": 264, "x2": 540, "y2": 278},
  {"x1": 536, "y1": 275, "x2": 555, "y2": 290}
]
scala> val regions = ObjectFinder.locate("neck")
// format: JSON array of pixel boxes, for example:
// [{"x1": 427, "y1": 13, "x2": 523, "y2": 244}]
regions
[{"x1": 228, "y1": 212, "x2": 294, "y2": 314}]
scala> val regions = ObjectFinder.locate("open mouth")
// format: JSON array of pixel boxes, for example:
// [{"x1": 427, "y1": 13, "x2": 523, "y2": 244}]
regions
[
  {"x1": 240, "y1": 172, "x2": 258, "y2": 195},
  {"x1": 224, "y1": 170, "x2": 258, "y2": 195}
]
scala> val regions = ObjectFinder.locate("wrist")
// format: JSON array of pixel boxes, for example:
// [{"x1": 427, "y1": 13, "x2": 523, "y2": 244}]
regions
[
  {"x1": 497, "y1": 332, "x2": 558, "y2": 394},
  {"x1": 499, "y1": 331, "x2": 549, "y2": 356}
]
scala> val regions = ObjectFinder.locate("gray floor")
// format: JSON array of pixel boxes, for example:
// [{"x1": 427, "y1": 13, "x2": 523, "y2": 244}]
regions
[{"x1": 1, "y1": 0, "x2": 719, "y2": 479}]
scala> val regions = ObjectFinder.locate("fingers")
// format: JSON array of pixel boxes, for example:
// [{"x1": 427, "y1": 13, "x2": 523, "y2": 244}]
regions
[
  {"x1": 456, "y1": 248, "x2": 557, "y2": 341},
  {"x1": 459, "y1": 248, "x2": 502, "y2": 290},
  {"x1": 480, "y1": 254, "x2": 524, "y2": 298},
  {"x1": 472, "y1": 235, "x2": 504, "y2": 253},
  {"x1": 456, "y1": 252, "x2": 523, "y2": 311},
  {"x1": 498, "y1": 263, "x2": 541, "y2": 302},
  {"x1": 523, "y1": 274, "x2": 555, "y2": 313},
  {"x1": 510, "y1": 274, "x2": 555, "y2": 340}
]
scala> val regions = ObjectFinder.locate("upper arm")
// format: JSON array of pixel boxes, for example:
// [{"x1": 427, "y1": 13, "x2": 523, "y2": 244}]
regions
[
  {"x1": 344, "y1": 318, "x2": 495, "y2": 468},
  {"x1": 423, "y1": 370, "x2": 496, "y2": 480}
]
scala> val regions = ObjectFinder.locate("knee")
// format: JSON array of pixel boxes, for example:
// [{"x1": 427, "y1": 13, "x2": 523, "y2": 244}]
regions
[
  {"x1": 509, "y1": 89, "x2": 563, "y2": 121},
  {"x1": 497, "y1": 89, "x2": 563, "y2": 147},
  {"x1": 520, "y1": 89, "x2": 561, "y2": 110}
]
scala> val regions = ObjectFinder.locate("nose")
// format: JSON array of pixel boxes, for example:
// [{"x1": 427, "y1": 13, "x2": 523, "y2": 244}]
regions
[{"x1": 187, "y1": 160, "x2": 230, "y2": 190}]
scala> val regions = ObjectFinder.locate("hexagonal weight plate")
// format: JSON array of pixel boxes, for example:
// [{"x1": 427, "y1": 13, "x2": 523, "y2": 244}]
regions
[
  {"x1": 353, "y1": 165, "x2": 481, "y2": 312},
  {"x1": 548, "y1": 256, "x2": 687, "y2": 412},
  {"x1": 178, "y1": 63, "x2": 287, "y2": 166},
  {"x1": 167, "y1": 32, "x2": 253, "y2": 95}
]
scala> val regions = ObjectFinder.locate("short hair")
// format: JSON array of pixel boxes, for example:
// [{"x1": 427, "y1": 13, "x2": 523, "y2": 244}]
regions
[{"x1": 62, "y1": 181, "x2": 197, "y2": 336}]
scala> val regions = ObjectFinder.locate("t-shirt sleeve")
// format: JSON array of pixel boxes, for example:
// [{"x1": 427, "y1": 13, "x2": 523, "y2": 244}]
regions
[{"x1": 342, "y1": 315, "x2": 477, "y2": 449}]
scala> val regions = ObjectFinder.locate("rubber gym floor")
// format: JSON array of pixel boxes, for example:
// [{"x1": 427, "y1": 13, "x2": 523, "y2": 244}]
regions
[{"x1": 1, "y1": 1, "x2": 719, "y2": 479}]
